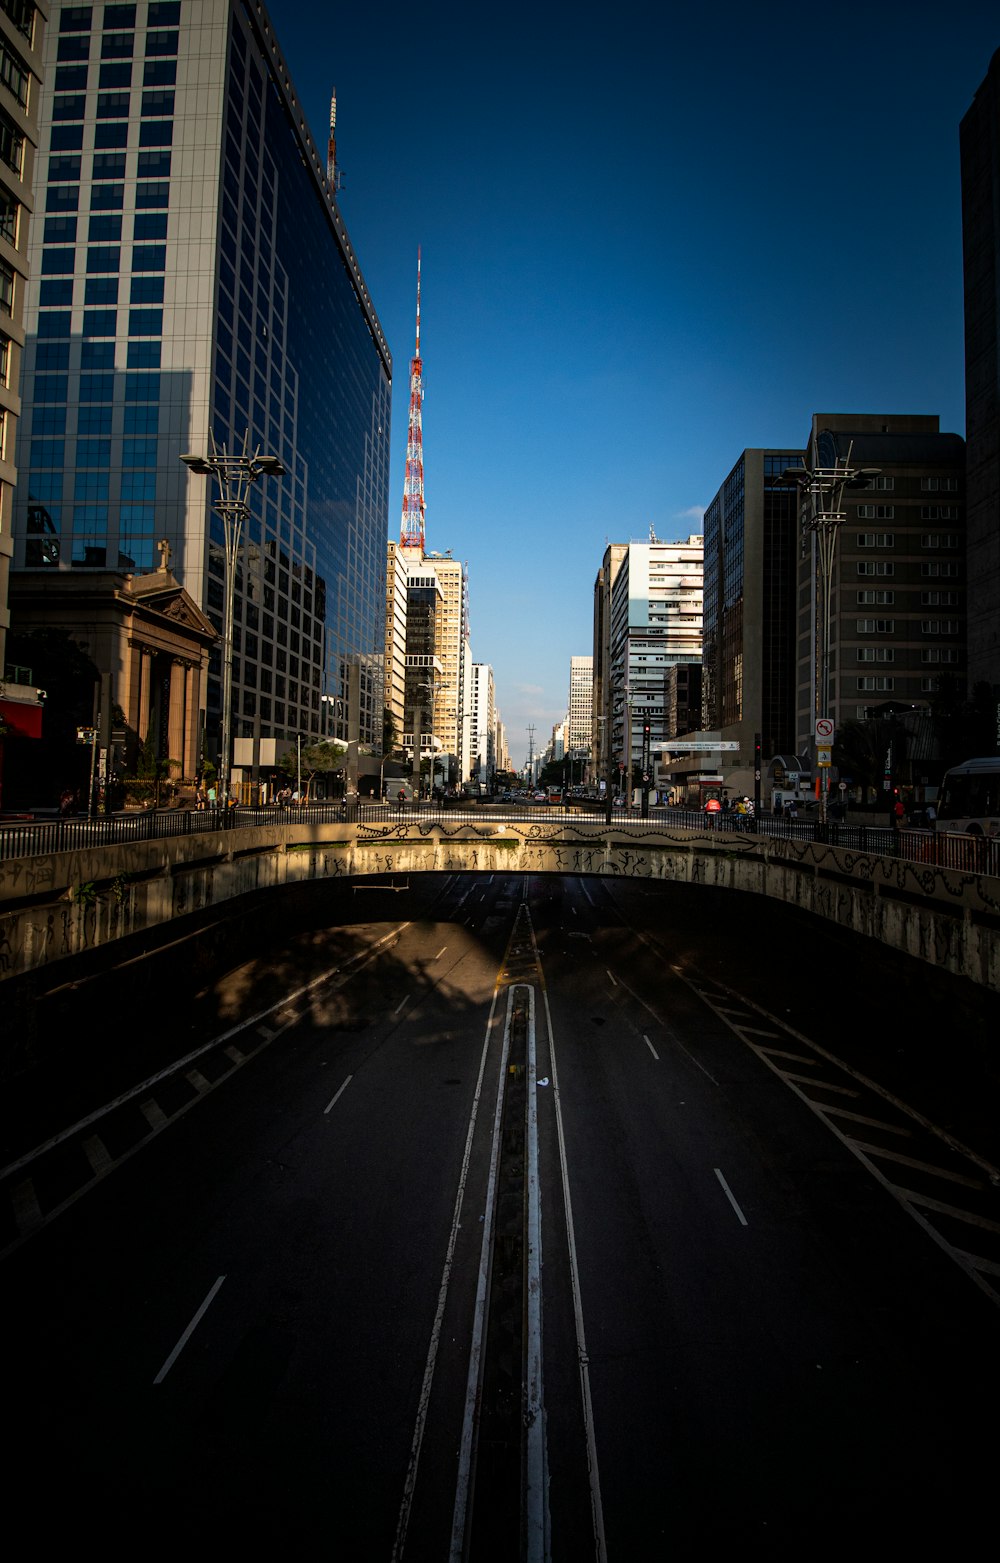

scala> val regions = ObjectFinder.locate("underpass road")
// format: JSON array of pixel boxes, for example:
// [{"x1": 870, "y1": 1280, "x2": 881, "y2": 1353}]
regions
[{"x1": 2, "y1": 872, "x2": 998, "y2": 1555}]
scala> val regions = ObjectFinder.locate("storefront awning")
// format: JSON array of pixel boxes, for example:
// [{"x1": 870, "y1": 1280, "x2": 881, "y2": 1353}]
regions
[{"x1": 0, "y1": 698, "x2": 44, "y2": 739}]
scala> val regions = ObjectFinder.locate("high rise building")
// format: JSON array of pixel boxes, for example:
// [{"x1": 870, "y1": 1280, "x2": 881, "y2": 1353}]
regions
[
  {"x1": 0, "y1": 0, "x2": 48, "y2": 677},
  {"x1": 568, "y1": 654, "x2": 592, "y2": 748},
  {"x1": 795, "y1": 414, "x2": 966, "y2": 762},
  {"x1": 960, "y1": 49, "x2": 1000, "y2": 718},
  {"x1": 701, "y1": 449, "x2": 802, "y2": 762},
  {"x1": 469, "y1": 659, "x2": 494, "y2": 785},
  {"x1": 12, "y1": 0, "x2": 391, "y2": 772},
  {"x1": 594, "y1": 535, "x2": 703, "y2": 784}
]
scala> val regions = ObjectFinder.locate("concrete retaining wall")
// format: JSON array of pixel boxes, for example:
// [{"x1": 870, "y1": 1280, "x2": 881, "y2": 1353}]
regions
[{"x1": 1, "y1": 818, "x2": 998, "y2": 990}]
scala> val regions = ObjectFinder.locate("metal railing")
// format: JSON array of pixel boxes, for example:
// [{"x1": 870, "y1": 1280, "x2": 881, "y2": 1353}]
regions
[{"x1": 1, "y1": 799, "x2": 997, "y2": 879}]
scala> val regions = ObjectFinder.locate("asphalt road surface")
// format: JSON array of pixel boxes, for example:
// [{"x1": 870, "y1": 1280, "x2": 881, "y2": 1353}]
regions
[{"x1": 3, "y1": 872, "x2": 999, "y2": 1557}]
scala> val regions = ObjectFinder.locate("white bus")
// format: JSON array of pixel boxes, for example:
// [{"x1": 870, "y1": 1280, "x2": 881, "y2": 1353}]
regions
[{"x1": 936, "y1": 757, "x2": 1000, "y2": 837}]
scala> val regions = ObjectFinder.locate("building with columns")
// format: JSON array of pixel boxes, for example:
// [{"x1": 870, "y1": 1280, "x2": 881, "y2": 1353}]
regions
[{"x1": 9, "y1": 538, "x2": 215, "y2": 782}]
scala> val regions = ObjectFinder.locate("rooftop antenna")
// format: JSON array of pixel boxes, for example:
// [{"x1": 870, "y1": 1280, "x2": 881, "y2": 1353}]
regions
[{"x1": 327, "y1": 88, "x2": 343, "y2": 192}]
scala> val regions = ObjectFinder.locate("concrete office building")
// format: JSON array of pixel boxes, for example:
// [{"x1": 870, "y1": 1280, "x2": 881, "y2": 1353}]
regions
[
  {"x1": 594, "y1": 535, "x2": 703, "y2": 786},
  {"x1": 568, "y1": 653, "x2": 591, "y2": 748},
  {"x1": 961, "y1": 48, "x2": 1000, "y2": 715},
  {"x1": 701, "y1": 448, "x2": 803, "y2": 766},
  {"x1": 795, "y1": 414, "x2": 966, "y2": 763},
  {"x1": 12, "y1": 0, "x2": 391, "y2": 774},
  {"x1": 470, "y1": 659, "x2": 494, "y2": 788},
  {"x1": 0, "y1": 0, "x2": 48, "y2": 680}
]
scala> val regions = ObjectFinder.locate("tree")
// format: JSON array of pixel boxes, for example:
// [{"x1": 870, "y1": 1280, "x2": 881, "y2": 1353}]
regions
[
  {"x1": 383, "y1": 705, "x2": 399, "y2": 756},
  {"x1": 278, "y1": 738, "x2": 346, "y2": 798}
]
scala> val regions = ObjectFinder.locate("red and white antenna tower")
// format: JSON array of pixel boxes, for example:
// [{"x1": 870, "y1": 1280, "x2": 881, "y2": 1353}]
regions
[
  {"x1": 399, "y1": 248, "x2": 425, "y2": 555},
  {"x1": 327, "y1": 88, "x2": 341, "y2": 192}
]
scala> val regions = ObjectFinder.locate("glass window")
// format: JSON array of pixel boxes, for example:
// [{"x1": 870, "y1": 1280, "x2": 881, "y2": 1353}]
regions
[
  {"x1": 59, "y1": 7, "x2": 93, "y2": 32},
  {"x1": 54, "y1": 65, "x2": 89, "y2": 91},
  {"x1": 49, "y1": 155, "x2": 83, "y2": 181},
  {"x1": 138, "y1": 120, "x2": 172, "y2": 148},
  {"x1": 34, "y1": 374, "x2": 69, "y2": 401},
  {"x1": 80, "y1": 340, "x2": 113, "y2": 368},
  {"x1": 98, "y1": 61, "x2": 132, "y2": 88},
  {"x1": 50, "y1": 124, "x2": 85, "y2": 151},
  {"x1": 91, "y1": 183, "x2": 124, "y2": 209},
  {"x1": 53, "y1": 95, "x2": 87, "y2": 120},
  {"x1": 0, "y1": 109, "x2": 24, "y2": 176},
  {"x1": 126, "y1": 340, "x2": 160, "y2": 368},
  {"x1": 97, "y1": 92, "x2": 130, "y2": 118},
  {"x1": 86, "y1": 245, "x2": 120, "y2": 272},
  {"x1": 45, "y1": 184, "x2": 80, "y2": 211},
  {"x1": 123, "y1": 401, "x2": 158, "y2": 433},
  {"x1": 0, "y1": 257, "x2": 11, "y2": 311},
  {"x1": 103, "y1": 4, "x2": 137, "y2": 25},
  {"x1": 133, "y1": 213, "x2": 167, "y2": 241},
  {"x1": 44, "y1": 216, "x2": 78, "y2": 243},
  {"x1": 81, "y1": 309, "x2": 117, "y2": 336},
  {"x1": 149, "y1": 2, "x2": 180, "y2": 23},
  {"x1": 135, "y1": 181, "x2": 169, "y2": 207},
  {"x1": 0, "y1": 182, "x2": 15, "y2": 242},
  {"x1": 88, "y1": 213, "x2": 122, "y2": 241},
  {"x1": 41, "y1": 248, "x2": 75, "y2": 274},
  {"x1": 146, "y1": 30, "x2": 179, "y2": 56},
  {"x1": 56, "y1": 35, "x2": 90, "y2": 61},
  {"x1": 132, "y1": 243, "x2": 166, "y2": 272},
  {"x1": 123, "y1": 437, "x2": 156, "y2": 466},
  {"x1": 77, "y1": 438, "x2": 111, "y2": 466},
  {"x1": 143, "y1": 58, "x2": 176, "y2": 87},
  {"x1": 0, "y1": 35, "x2": 30, "y2": 105},
  {"x1": 83, "y1": 274, "x2": 117, "y2": 302},
  {"x1": 37, "y1": 310, "x2": 73, "y2": 336},
  {"x1": 128, "y1": 307, "x2": 162, "y2": 336},
  {"x1": 125, "y1": 371, "x2": 159, "y2": 400},
  {"x1": 94, "y1": 122, "x2": 128, "y2": 149},
  {"x1": 141, "y1": 89, "x2": 174, "y2": 116},
  {"x1": 93, "y1": 152, "x2": 126, "y2": 178},
  {"x1": 30, "y1": 439, "x2": 65, "y2": 467},
  {"x1": 35, "y1": 342, "x2": 71, "y2": 371},
  {"x1": 78, "y1": 403, "x2": 112, "y2": 434},
  {"x1": 80, "y1": 371, "x2": 114, "y2": 400},
  {"x1": 136, "y1": 149, "x2": 170, "y2": 178},
  {"x1": 1, "y1": 0, "x2": 36, "y2": 45},
  {"x1": 129, "y1": 274, "x2": 163, "y2": 304},
  {"x1": 121, "y1": 470, "x2": 155, "y2": 501},
  {"x1": 101, "y1": 32, "x2": 134, "y2": 60},
  {"x1": 74, "y1": 470, "x2": 110, "y2": 501}
]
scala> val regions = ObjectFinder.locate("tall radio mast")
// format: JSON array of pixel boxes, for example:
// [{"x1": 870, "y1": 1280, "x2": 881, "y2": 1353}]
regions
[
  {"x1": 399, "y1": 248, "x2": 425, "y2": 555},
  {"x1": 327, "y1": 88, "x2": 341, "y2": 191}
]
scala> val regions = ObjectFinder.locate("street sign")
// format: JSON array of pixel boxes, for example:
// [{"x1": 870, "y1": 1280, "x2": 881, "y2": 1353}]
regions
[
  {"x1": 76, "y1": 727, "x2": 97, "y2": 745},
  {"x1": 817, "y1": 746, "x2": 832, "y2": 768},
  {"x1": 838, "y1": 782, "x2": 847, "y2": 791},
  {"x1": 815, "y1": 718, "x2": 834, "y2": 741},
  {"x1": 662, "y1": 741, "x2": 739, "y2": 754}
]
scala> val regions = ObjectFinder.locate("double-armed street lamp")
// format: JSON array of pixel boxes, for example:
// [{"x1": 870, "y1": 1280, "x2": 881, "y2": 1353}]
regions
[
  {"x1": 181, "y1": 431, "x2": 285, "y2": 810},
  {"x1": 779, "y1": 439, "x2": 880, "y2": 825}
]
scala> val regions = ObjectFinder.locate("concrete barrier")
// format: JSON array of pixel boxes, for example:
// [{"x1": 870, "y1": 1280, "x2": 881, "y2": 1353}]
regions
[{"x1": 0, "y1": 816, "x2": 997, "y2": 990}]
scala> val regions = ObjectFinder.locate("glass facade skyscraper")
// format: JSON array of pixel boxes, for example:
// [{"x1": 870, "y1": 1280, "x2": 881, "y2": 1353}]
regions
[{"x1": 13, "y1": 0, "x2": 391, "y2": 759}]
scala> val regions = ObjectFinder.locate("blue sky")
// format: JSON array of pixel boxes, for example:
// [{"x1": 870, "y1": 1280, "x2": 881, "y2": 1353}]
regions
[{"x1": 266, "y1": 0, "x2": 997, "y2": 768}]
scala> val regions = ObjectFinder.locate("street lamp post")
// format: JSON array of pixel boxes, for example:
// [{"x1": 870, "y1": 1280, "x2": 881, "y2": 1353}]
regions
[
  {"x1": 181, "y1": 431, "x2": 285, "y2": 810},
  {"x1": 779, "y1": 440, "x2": 880, "y2": 825}
]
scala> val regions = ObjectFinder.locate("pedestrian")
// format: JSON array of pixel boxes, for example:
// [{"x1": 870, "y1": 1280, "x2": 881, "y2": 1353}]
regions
[
  {"x1": 59, "y1": 786, "x2": 75, "y2": 818},
  {"x1": 195, "y1": 785, "x2": 206, "y2": 811},
  {"x1": 704, "y1": 795, "x2": 722, "y2": 828},
  {"x1": 397, "y1": 787, "x2": 406, "y2": 807},
  {"x1": 774, "y1": 797, "x2": 783, "y2": 818},
  {"x1": 788, "y1": 800, "x2": 799, "y2": 821},
  {"x1": 924, "y1": 800, "x2": 937, "y2": 826},
  {"x1": 207, "y1": 783, "x2": 217, "y2": 809}
]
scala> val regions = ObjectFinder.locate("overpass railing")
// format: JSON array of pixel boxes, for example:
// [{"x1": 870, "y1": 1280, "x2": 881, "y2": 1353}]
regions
[{"x1": 0, "y1": 799, "x2": 997, "y2": 879}]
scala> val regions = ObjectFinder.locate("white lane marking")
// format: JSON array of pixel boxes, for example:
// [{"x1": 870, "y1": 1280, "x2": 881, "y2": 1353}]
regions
[
  {"x1": 81, "y1": 1135, "x2": 113, "y2": 1174},
  {"x1": 11, "y1": 1178, "x2": 42, "y2": 1234},
  {"x1": 185, "y1": 1069, "x2": 211, "y2": 1093},
  {"x1": 525, "y1": 987, "x2": 546, "y2": 1561},
  {"x1": 614, "y1": 971, "x2": 718, "y2": 1086},
  {"x1": 606, "y1": 969, "x2": 618, "y2": 986},
  {"x1": 140, "y1": 1099, "x2": 168, "y2": 1131},
  {"x1": 223, "y1": 1045, "x2": 245, "y2": 1064},
  {"x1": 153, "y1": 1275, "x2": 226, "y2": 1384},
  {"x1": 434, "y1": 947, "x2": 447, "y2": 961},
  {"x1": 449, "y1": 987, "x2": 517, "y2": 1559},
  {"x1": 530, "y1": 908, "x2": 607, "y2": 1563},
  {"x1": 0, "y1": 921, "x2": 412, "y2": 1185},
  {"x1": 714, "y1": 1168, "x2": 748, "y2": 1226},
  {"x1": 323, "y1": 1075, "x2": 353, "y2": 1115},
  {"x1": 785, "y1": 1073, "x2": 859, "y2": 1096},
  {"x1": 643, "y1": 1035, "x2": 659, "y2": 1060},
  {"x1": 820, "y1": 1107, "x2": 912, "y2": 1136},
  {"x1": 392, "y1": 984, "x2": 503, "y2": 1563},
  {"x1": 393, "y1": 994, "x2": 410, "y2": 1015}
]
